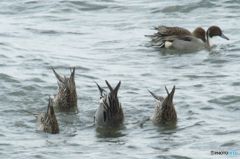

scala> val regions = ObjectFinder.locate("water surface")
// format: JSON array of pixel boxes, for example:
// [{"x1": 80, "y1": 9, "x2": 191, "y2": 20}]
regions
[{"x1": 0, "y1": 0, "x2": 240, "y2": 159}]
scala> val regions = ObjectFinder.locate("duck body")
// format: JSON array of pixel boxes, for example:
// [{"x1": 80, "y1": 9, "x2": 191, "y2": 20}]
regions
[
  {"x1": 163, "y1": 35, "x2": 205, "y2": 52},
  {"x1": 94, "y1": 81, "x2": 124, "y2": 128},
  {"x1": 147, "y1": 25, "x2": 228, "y2": 52},
  {"x1": 37, "y1": 97, "x2": 59, "y2": 134},
  {"x1": 149, "y1": 86, "x2": 177, "y2": 125},
  {"x1": 148, "y1": 26, "x2": 206, "y2": 52},
  {"x1": 52, "y1": 67, "x2": 78, "y2": 112}
]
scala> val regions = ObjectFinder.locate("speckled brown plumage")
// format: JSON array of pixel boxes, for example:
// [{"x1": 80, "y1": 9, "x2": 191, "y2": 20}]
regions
[
  {"x1": 37, "y1": 97, "x2": 59, "y2": 134},
  {"x1": 94, "y1": 81, "x2": 124, "y2": 128},
  {"x1": 149, "y1": 86, "x2": 177, "y2": 125},
  {"x1": 192, "y1": 27, "x2": 206, "y2": 42},
  {"x1": 147, "y1": 26, "x2": 206, "y2": 48},
  {"x1": 154, "y1": 26, "x2": 192, "y2": 37},
  {"x1": 147, "y1": 25, "x2": 229, "y2": 51},
  {"x1": 52, "y1": 67, "x2": 78, "y2": 112}
]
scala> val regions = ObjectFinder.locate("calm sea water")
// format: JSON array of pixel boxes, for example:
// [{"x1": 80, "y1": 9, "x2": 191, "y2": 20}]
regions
[{"x1": 0, "y1": 0, "x2": 240, "y2": 159}]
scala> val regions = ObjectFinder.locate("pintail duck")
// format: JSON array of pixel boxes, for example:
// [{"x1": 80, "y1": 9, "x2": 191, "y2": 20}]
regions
[
  {"x1": 37, "y1": 97, "x2": 59, "y2": 134},
  {"x1": 52, "y1": 67, "x2": 78, "y2": 112},
  {"x1": 94, "y1": 80, "x2": 124, "y2": 128},
  {"x1": 147, "y1": 25, "x2": 229, "y2": 51},
  {"x1": 148, "y1": 86, "x2": 177, "y2": 125}
]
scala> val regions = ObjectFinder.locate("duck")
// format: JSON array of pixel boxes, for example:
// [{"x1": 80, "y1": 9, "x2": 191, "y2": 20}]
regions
[
  {"x1": 52, "y1": 67, "x2": 78, "y2": 112},
  {"x1": 147, "y1": 25, "x2": 229, "y2": 52},
  {"x1": 94, "y1": 80, "x2": 124, "y2": 128},
  {"x1": 36, "y1": 97, "x2": 59, "y2": 134},
  {"x1": 148, "y1": 86, "x2": 177, "y2": 125}
]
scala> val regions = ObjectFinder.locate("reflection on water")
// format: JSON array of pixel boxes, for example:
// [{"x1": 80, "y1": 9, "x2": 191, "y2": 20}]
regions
[{"x1": 95, "y1": 126, "x2": 126, "y2": 138}]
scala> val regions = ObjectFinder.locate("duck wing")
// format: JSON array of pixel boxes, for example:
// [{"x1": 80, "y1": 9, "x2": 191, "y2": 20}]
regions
[{"x1": 154, "y1": 26, "x2": 192, "y2": 37}]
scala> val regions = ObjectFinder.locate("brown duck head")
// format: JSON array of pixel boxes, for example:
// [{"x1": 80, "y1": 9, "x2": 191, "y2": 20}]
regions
[
  {"x1": 206, "y1": 26, "x2": 229, "y2": 50},
  {"x1": 192, "y1": 27, "x2": 206, "y2": 42},
  {"x1": 207, "y1": 26, "x2": 229, "y2": 40}
]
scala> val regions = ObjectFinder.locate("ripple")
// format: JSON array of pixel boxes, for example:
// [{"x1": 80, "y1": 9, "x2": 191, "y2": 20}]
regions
[
  {"x1": 203, "y1": 58, "x2": 229, "y2": 64},
  {"x1": 221, "y1": 141, "x2": 239, "y2": 147},
  {"x1": 25, "y1": 78, "x2": 45, "y2": 83},
  {"x1": 0, "y1": 73, "x2": 20, "y2": 83},
  {"x1": 193, "y1": 84, "x2": 203, "y2": 88},
  {"x1": 0, "y1": 143, "x2": 11, "y2": 146},
  {"x1": 14, "y1": 121, "x2": 32, "y2": 128},
  {"x1": 208, "y1": 95, "x2": 240, "y2": 105},
  {"x1": 7, "y1": 90, "x2": 26, "y2": 97},
  {"x1": 24, "y1": 27, "x2": 86, "y2": 36},
  {"x1": 25, "y1": 27, "x2": 63, "y2": 35},
  {"x1": 96, "y1": 127, "x2": 126, "y2": 138},
  {"x1": 184, "y1": 74, "x2": 228, "y2": 79},
  {"x1": 21, "y1": 85, "x2": 39, "y2": 91},
  {"x1": 160, "y1": 0, "x2": 216, "y2": 13},
  {"x1": 214, "y1": 129, "x2": 240, "y2": 135},
  {"x1": 0, "y1": 54, "x2": 8, "y2": 58},
  {"x1": 232, "y1": 82, "x2": 240, "y2": 86},
  {"x1": 177, "y1": 121, "x2": 205, "y2": 131},
  {"x1": 61, "y1": 1, "x2": 108, "y2": 11},
  {"x1": 156, "y1": 155, "x2": 192, "y2": 159},
  {"x1": 200, "y1": 106, "x2": 214, "y2": 110},
  {"x1": 32, "y1": 154, "x2": 45, "y2": 159}
]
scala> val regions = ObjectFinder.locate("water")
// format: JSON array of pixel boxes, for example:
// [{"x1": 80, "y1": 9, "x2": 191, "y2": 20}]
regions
[{"x1": 0, "y1": 0, "x2": 240, "y2": 158}]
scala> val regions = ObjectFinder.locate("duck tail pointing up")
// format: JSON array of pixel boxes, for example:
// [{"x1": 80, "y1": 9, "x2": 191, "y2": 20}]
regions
[
  {"x1": 95, "y1": 81, "x2": 105, "y2": 97},
  {"x1": 164, "y1": 86, "x2": 175, "y2": 105},
  {"x1": 52, "y1": 67, "x2": 64, "y2": 83},
  {"x1": 105, "y1": 80, "x2": 112, "y2": 91},
  {"x1": 113, "y1": 81, "x2": 121, "y2": 96},
  {"x1": 70, "y1": 67, "x2": 75, "y2": 81},
  {"x1": 148, "y1": 90, "x2": 159, "y2": 100},
  {"x1": 105, "y1": 80, "x2": 121, "y2": 96},
  {"x1": 169, "y1": 86, "x2": 175, "y2": 102},
  {"x1": 47, "y1": 96, "x2": 55, "y2": 116}
]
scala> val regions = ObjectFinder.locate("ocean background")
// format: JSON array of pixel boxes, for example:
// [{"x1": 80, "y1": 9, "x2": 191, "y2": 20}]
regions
[{"x1": 0, "y1": 0, "x2": 239, "y2": 158}]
